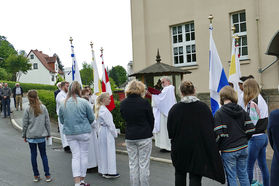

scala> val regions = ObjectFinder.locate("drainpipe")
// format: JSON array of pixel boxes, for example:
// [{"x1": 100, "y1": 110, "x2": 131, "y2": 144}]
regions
[{"x1": 255, "y1": 0, "x2": 263, "y2": 88}]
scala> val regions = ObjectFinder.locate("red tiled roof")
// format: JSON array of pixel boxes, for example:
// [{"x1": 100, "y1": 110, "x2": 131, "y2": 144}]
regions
[{"x1": 27, "y1": 50, "x2": 63, "y2": 74}]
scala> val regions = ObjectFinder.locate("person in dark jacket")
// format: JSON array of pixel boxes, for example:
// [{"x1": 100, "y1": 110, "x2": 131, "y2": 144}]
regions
[
  {"x1": 167, "y1": 80, "x2": 225, "y2": 186},
  {"x1": 267, "y1": 109, "x2": 279, "y2": 186},
  {"x1": 214, "y1": 86, "x2": 255, "y2": 186},
  {"x1": 1, "y1": 83, "x2": 12, "y2": 118},
  {"x1": 120, "y1": 80, "x2": 154, "y2": 186}
]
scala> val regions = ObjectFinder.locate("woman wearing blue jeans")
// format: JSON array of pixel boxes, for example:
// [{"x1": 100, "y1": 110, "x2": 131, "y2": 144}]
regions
[
  {"x1": 243, "y1": 79, "x2": 269, "y2": 186},
  {"x1": 22, "y1": 90, "x2": 52, "y2": 182}
]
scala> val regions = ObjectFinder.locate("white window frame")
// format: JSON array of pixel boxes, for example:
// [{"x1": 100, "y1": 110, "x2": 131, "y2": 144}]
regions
[
  {"x1": 231, "y1": 11, "x2": 248, "y2": 60},
  {"x1": 30, "y1": 54, "x2": 34, "y2": 59},
  {"x1": 171, "y1": 22, "x2": 196, "y2": 67}
]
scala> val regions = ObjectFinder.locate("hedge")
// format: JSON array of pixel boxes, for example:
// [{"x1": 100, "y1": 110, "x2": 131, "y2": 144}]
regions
[
  {"x1": 37, "y1": 90, "x2": 57, "y2": 120},
  {"x1": 0, "y1": 80, "x2": 57, "y2": 93}
]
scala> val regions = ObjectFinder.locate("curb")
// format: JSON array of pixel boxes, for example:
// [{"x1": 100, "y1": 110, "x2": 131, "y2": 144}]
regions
[{"x1": 10, "y1": 118, "x2": 172, "y2": 164}]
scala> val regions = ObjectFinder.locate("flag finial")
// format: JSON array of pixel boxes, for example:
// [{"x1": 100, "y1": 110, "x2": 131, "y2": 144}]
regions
[
  {"x1": 231, "y1": 25, "x2": 236, "y2": 34},
  {"x1": 90, "y1": 41, "x2": 93, "y2": 49},
  {"x1": 208, "y1": 14, "x2": 214, "y2": 24},
  {"x1": 69, "y1": 37, "x2": 73, "y2": 44}
]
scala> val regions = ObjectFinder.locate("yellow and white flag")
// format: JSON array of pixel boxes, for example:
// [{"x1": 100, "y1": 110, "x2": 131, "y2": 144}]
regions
[
  {"x1": 91, "y1": 45, "x2": 102, "y2": 96},
  {"x1": 228, "y1": 36, "x2": 241, "y2": 94}
]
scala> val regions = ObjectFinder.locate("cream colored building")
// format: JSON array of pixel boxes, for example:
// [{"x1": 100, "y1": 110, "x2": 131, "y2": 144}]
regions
[{"x1": 130, "y1": 0, "x2": 279, "y2": 93}]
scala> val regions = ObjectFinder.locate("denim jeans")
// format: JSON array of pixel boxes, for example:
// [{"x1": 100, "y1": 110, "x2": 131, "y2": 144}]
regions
[
  {"x1": 247, "y1": 134, "x2": 269, "y2": 186},
  {"x1": 221, "y1": 147, "x2": 250, "y2": 186},
  {"x1": 28, "y1": 142, "x2": 50, "y2": 177},
  {"x1": 2, "y1": 98, "x2": 10, "y2": 117}
]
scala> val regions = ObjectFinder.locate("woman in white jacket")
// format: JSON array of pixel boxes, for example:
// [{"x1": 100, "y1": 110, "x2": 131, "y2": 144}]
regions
[{"x1": 94, "y1": 92, "x2": 120, "y2": 179}]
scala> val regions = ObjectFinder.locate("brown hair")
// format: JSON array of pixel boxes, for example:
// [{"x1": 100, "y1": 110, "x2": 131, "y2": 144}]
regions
[
  {"x1": 27, "y1": 90, "x2": 42, "y2": 117},
  {"x1": 180, "y1": 80, "x2": 195, "y2": 96},
  {"x1": 95, "y1": 92, "x2": 110, "y2": 119},
  {"x1": 64, "y1": 81, "x2": 82, "y2": 106},
  {"x1": 243, "y1": 79, "x2": 260, "y2": 106},
  {"x1": 125, "y1": 79, "x2": 146, "y2": 98},
  {"x1": 219, "y1": 86, "x2": 238, "y2": 105}
]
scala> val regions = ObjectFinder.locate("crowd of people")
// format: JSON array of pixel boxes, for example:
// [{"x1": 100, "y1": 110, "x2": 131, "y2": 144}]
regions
[
  {"x1": 0, "y1": 82, "x2": 24, "y2": 118},
  {"x1": 1, "y1": 74, "x2": 279, "y2": 186}
]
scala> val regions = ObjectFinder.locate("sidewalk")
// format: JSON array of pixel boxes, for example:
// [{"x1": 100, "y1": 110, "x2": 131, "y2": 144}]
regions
[{"x1": 10, "y1": 97, "x2": 172, "y2": 163}]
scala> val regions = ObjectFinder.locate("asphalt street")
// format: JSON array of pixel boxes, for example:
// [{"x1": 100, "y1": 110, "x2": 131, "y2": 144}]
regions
[{"x1": 0, "y1": 116, "x2": 225, "y2": 186}]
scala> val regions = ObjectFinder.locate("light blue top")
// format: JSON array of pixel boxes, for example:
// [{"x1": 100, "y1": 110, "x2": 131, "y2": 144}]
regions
[
  {"x1": 27, "y1": 138, "x2": 45, "y2": 143},
  {"x1": 59, "y1": 96, "x2": 95, "y2": 135}
]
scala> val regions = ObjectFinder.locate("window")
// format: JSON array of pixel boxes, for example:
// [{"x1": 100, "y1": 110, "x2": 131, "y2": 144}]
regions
[
  {"x1": 172, "y1": 22, "x2": 196, "y2": 66},
  {"x1": 33, "y1": 63, "x2": 38, "y2": 69},
  {"x1": 30, "y1": 54, "x2": 34, "y2": 59},
  {"x1": 231, "y1": 11, "x2": 248, "y2": 59},
  {"x1": 52, "y1": 75, "x2": 55, "y2": 81}
]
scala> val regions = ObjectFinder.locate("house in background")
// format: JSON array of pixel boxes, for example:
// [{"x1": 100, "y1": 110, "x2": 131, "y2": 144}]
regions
[{"x1": 20, "y1": 49, "x2": 64, "y2": 85}]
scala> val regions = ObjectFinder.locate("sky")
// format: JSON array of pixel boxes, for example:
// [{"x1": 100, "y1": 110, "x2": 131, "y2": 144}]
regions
[{"x1": 0, "y1": 0, "x2": 133, "y2": 71}]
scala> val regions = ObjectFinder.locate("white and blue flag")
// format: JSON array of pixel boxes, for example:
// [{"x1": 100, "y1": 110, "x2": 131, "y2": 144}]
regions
[
  {"x1": 70, "y1": 44, "x2": 82, "y2": 86},
  {"x1": 209, "y1": 24, "x2": 229, "y2": 115}
]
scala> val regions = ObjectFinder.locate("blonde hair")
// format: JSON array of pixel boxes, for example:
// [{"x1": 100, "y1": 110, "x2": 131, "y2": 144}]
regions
[
  {"x1": 243, "y1": 79, "x2": 260, "y2": 106},
  {"x1": 219, "y1": 86, "x2": 238, "y2": 105},
  {"x1": 180, "y1": 80, "x2": 195, "y2": 96},
  {"x1": 64, "y1": 81, "x2": 82, "y2": 106},
  {"x1": 125, "y1": 79, "x2": 146, "y2": 98},
  {"x1": 27, "y1": 90, "x2": 42, "y2": 117},
  {"x1": 95, "y1": 92, "x2": 110, "y2": 119}
]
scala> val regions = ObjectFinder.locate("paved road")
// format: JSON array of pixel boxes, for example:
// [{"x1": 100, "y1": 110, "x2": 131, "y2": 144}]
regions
[{"x1": 0, "y1": 117, "x2": 224, "y2": 186}]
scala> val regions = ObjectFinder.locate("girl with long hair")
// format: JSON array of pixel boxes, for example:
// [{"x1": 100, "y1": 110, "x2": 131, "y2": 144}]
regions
[
  {"x1": 94, "y1": 92, "x2": 119, "y2": 179},
  {"x1": 22, "y1": 90, "x2": 52, "y2": 182},
  {"x1": 59, "y1": 81, "x2": 95, "y2": 186},
  {"x1": 244, "y1": 79, "x2": 270, "y2": 186}
]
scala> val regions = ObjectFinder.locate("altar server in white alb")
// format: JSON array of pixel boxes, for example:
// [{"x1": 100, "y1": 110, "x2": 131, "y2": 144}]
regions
[
  {"x1": 151, "y1": 76, "x2": 176, "y2": 152},
  {"x1": 81, "y1": 88, "x2": 99, "y2": 170},
  {"x1": 94, "y1": 93, "x2": 120, "y2": 179},
  {"x1": 56, "y1": 81, "x2": 70, "y2": 152}
]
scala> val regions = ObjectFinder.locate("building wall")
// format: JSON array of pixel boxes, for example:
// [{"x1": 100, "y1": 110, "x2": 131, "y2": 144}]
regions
[
  {"x1": 131, "y1": 0, "x2": 279, "y2": 93},
  {"x1": 20, "y1": 52, "x2": 57, "y2": 85}
]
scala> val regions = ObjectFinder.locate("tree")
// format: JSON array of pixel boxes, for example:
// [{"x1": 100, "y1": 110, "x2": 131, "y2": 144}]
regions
[
  {"x1": 53, "y1": 53, "x2": 64, "y2": 71},
  {"x1": 5, "y1": 54, "x2": 32, "y2": 81},
  {"x1": 0, "y1": 35, "x2": 17, "y2": 68},
  {"x1": 80, "y1": 62, "x2": 93, "y2": 86},
  {"x1": 109, "y1": 65, "x2": 128, "y2": 87},
  {"x1": 0, "y1": 68, "x2": 12, "y2": 80}
]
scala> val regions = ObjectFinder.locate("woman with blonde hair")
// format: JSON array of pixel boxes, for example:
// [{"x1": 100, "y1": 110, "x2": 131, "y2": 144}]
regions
[
  {"x1": 243, "y1": 79, "x2": 269, "y2": 186},
  {"x1": 22, "y1": 90, "x2": 52, "y2": 182},
  {"x1": 120, "y1": 80, "x2": 154, "y2": 186},
  {"x1": 59, "y1": 81, "x2": 95, "y2": 186},
  {"x1": 94, "y1": 92, "x2": 119, "y2": 179}
]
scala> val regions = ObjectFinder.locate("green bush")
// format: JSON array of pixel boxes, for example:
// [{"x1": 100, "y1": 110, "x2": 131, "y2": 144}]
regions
[
  {"x1": 111, "y1": 101, "x2": 126, "y2": 133},
  {"x1": 37, "y1": 90, "x2": 57, "y2": 120},
  {"x1": 0, "y1": 80, "x2": 57, "y2": 92}
]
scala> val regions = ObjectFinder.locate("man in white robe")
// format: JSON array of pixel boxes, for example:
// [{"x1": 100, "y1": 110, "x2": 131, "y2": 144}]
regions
[
  {"x1": 56, "y1": 81, "x2": 70, "y2": 152},
  {"x1": 151, "y1": 76, "x2": 176, "y2": 152}
]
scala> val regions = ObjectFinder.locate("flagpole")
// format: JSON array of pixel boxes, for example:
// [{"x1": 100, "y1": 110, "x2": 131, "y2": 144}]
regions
[
  {"x1": 90, "y1": 42, "x2": 102, "y2": 96},
  {"x1": 69, "y1": 37, "x2": 82, "y2": 85}
]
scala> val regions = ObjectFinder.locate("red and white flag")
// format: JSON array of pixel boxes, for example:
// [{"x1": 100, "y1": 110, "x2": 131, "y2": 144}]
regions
[{"x1": 100, "y1": 48, "x2": 115, "y2": 111}]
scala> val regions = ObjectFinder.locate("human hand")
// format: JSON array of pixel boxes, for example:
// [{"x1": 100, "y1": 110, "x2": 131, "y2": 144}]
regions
[{"x1": 24, "y1": 138, "x2": 27, "y2": 142}]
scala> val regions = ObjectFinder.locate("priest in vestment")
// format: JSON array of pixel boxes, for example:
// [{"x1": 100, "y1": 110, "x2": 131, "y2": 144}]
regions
[{"x1": 151, "y1": 76, "x2": 176, "y2": 152}]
